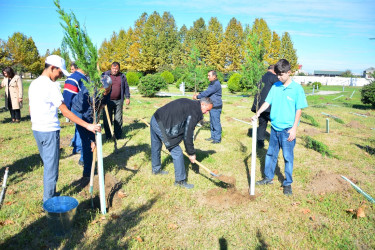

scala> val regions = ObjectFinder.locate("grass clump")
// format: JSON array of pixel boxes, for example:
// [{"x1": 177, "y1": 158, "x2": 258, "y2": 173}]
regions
[
  {"x1": 301, "y1": 112, "x2": 319, "y2": 127},
  {"x1": 304, "y1": 136, "x2": 336, "y2": 158}
]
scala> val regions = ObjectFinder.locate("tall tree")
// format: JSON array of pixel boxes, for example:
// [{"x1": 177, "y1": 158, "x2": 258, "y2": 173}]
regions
[
  {"x1": 172, "y1": 25, "x2": 188, "y2": 68},
  {"x1": 241, "y1": 32, "x2": 266, "y2": 92},
  {"x1": 0, "y1": 39, "x2": 11, "y2": 69},
  {"x1": 206, "y1": 17, "x2": 223, "y2": 70},
  {"x1": 279, "y1": 32, "x2": 298, "y2": 72},
  {"x1": 251, "y1": 18, "x2": 272, "y2": 65},
  {"x1": 6, "y1": 32, "x2": 40, "y2": 75},
  {"x1": 128, "y1": 13, "x2": 147, "y2": 71},
  {"x1": 187, "y1": 18, "x2": 208, "y2": 63},
  {"x1": 268, "y1": 31, "x2": 281, "y2": 65},
  {"x1": 220, "y1": 18, "x2": 244, "y2": 73}
]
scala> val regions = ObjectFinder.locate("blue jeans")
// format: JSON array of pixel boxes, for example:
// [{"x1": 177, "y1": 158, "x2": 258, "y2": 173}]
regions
[
  {"x1": 264, "y1": 127, "x2": 296, "y2": 186},
  {"x1": 33, "y1": 130, "x2": 60, "y2": 202},
  {"x1": 150, "y1": 116, "x2": 186, "y2": 182},
  {"x1": 71, "y1": 126, "x2": 83, "y2": 160},
  {"x1": 72, "y1": 109, "x2": 93, "y2": 177},
  {"x1": 209, "y1": 108, "x2": 222, "y2": 141}
]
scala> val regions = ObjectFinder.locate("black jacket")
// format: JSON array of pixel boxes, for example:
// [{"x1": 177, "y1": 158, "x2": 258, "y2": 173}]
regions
[
  {"x1": 251, "y1": 71, "x2": 279, "y2": 113},
  {"x1": 154, "y1": 98, "x2": 203, "y2": 155}
]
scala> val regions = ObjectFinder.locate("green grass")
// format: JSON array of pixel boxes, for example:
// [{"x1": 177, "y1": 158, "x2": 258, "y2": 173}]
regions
[{"x1": 0, "y1": 82, "x2": 374, "y2": 248}]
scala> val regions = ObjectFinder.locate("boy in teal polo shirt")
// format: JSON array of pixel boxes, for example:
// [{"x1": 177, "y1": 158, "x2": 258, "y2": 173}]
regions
[{"x1": 252, "y1": 59, "x2": 308, "y2": 196}]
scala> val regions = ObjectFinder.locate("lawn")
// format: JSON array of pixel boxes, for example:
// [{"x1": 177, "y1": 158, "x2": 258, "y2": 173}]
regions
[{"x1": 0, "y1": 81, "x2": 374, "y2": 249}]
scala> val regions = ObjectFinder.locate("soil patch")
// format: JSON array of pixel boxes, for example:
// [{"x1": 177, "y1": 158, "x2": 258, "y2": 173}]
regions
[
  {"x1": 78, "y1": 173, "x2": 123, "y2": 211},
  {"x1": 303, "y1": 128, "x2": 320, "y2": 137},
  {"x1": 60, "y1": 135, "x2": 72, "y2": 149},
  {"x1": 309, "y1": 171, "x2": 349, "y2": 195},
  {"x1": 199, "y1": 186, "x2": 258, "y2": 209},
  {"x1": 346, "y1": 120, "x2": 366, "y2": 129},
  {"x1": 216, "y1": 175, "x2": 236, "y2": 187}
]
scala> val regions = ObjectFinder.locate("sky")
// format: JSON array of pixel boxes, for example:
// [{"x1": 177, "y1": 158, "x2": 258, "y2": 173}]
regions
[{"x1": 0, "y1": 0, "x2": 374, "y2": 74}]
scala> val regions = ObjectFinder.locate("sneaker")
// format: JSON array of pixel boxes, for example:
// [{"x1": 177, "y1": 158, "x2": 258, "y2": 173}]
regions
[
  {"x1": 257, "y1": 140, "x2": 264, "y2": 149},
  {"x1": 205, "y1": 138, "x2": 213, "y2": 141},
  {"x1": 283, "y1": 185, "x2": 292, "y2": 196},
  {"x1": 256, "y1": 178, "x2": 273, "y2": 185},
  {"x1": 152, "y1": 170, "x2": 169, "y2": 175},
  {"x1": 78, "y1": 160, "x2": 84, "y2": 166},
  {"x1": 174, "y1": 180, "x2": 194, "y2": 189},
  {"x1": 211, "y1": 140, "x2": 221, "y2": 144}
]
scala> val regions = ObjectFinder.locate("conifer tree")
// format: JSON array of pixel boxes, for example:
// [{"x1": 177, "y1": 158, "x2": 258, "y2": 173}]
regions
[
  {"x1": 269, "y1": 31, "x2": 281, "y2": 65},
  {"x1": 280, "y1": 32, "x2": 298, "y2": 72},
  {"x1": 251, "y1": 18, "x2": 272, "y2": 65},
  {"x1": 128, "y1": 13, "x2": 147, "y2": 71},
  {"x1": 206, "y1": 17, "x2": 224, "y2": 70}
]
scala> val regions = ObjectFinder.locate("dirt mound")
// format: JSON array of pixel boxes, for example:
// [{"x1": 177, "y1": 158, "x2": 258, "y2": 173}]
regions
[
  {"x1": 346, "y1": 120, "x2": 366, "y2": 129},
  {"x1": 78, "y1": 173, "x2": 123, "y2": 211},
  {"x1": 199, "y1": 186, "x2": 257, "y2": 209},
  {"x1": 216, "y1": 175, "x2": 236, "y2": 187},
  {"x1": 303, "y1": 128, "x2": 320, "y2": 136},
  {"x1": 309, "y1": 171, "x2": 349, "y2": 195}
]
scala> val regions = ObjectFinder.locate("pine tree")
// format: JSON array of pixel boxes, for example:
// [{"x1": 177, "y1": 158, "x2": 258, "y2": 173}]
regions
[
  {"x1": 269, "y1": 31, "x2": 281, "y2": 65},
  {"x1": 280, "y1": 32, "x2": 298, "y2": 72},
  {"x1": 220, "y1": 18, "x2": 244, "y2": 73},
  {"x1": 251, "y1": 18, "x2": 272, "y2": 65},
  {"x1": 55, "y1": 0, "x2": 103, "y2": 123},
  {"x1": 206, "y1": 17, "x2": 224, "y2": 70},
  {"x1": 128, "y1": 13, "x2": 147, "y2": 71},
  {"x1": 172, "y1": 25, "x2": 188, "y2": 68},
  {"x1": 187, "y1": 18, "x2": 208, "y2": 63}
]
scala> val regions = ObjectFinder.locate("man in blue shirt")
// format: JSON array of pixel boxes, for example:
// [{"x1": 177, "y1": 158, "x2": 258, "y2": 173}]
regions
[
  {"x1": 252, "y1": 59, "x2": 308, "y2": 196},
  {"x1": 193, "y1": 70, "x2": 222, "y2": 144}
]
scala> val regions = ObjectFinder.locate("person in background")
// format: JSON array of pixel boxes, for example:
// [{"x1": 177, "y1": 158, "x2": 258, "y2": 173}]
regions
[
  {"x1": 63, "y1": 62, "x2": 86, "y2": 165},
  {"x1": 102, "y1": 62, "x2": 130, "y2": 140},
  {"x1": 29, "y1": 55, "x2": 100, "y2": 202},
  {"x1": 251, "y1": 65, "x2": 279, "y2": 148},
  {"x1": 193, "y1": 70, "x2": 222, "y2": 144},
  {"x1": 1, "y1": 67, "x2": 23, "y2": 123}
]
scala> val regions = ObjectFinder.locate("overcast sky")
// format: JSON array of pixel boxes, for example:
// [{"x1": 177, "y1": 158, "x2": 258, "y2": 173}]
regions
[{"x1": 1, "y1": 0, "x2": 374, "y2": 74}]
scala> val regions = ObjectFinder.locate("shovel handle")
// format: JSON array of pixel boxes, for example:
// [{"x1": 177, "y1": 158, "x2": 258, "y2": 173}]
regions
[
  {"x1": 89, "y1": 147, "x2": 97, "y2": 192},
  {"x1": 104, "y1": 106, "x2": 115, "y2": 138}
]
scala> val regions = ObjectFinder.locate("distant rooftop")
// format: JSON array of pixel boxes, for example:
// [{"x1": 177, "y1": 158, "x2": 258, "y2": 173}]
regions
[{"x1": 314, "y1": 70, "x2": 344, "y2": 76}]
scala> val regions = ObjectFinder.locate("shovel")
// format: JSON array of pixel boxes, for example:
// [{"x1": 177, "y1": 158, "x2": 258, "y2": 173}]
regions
[{"x1": 104, "y1": 105, "x2": 118, "y2": 150}]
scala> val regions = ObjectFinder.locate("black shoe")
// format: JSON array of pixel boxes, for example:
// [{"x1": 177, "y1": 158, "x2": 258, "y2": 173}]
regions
[
  {"x1": 211, "y1": 140, "x2": 221, "y2": 144},
  {"x1": 152, "y1": 170, "x2": 169, "y2": 175},
  {"x1": 256, "y1": 178, "x2": 273, "y2": 185},
  {"x1": 174, "y1": 180, "x2": 194, "y2": 189},
  {"x1": 205, "y1": 138, "x2": 213, "y2": 141},
  {"x1": 78, "y1": 160, "x2": 84, "y2": 166},
  {"x1": 283, "y1": 185, "x2": 292, "y2": 196},
  {"x1": 257, "y1": 140, "x2": 264, "y2": 149}
]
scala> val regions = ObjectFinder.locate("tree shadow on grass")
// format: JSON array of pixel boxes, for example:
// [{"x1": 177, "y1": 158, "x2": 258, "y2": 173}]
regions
[
  {"x1": 0, "y1": 114, "x2": 31, "y2": 124},
  {"x1": 88, "y1": 195, "x2": 160, "y2": 249},
  {"x1": 349, "y1": 104, "x2": 373, "y2": 110},
  {"x1": 255, "y1": 229, "x2": 269, "y2": 249},
  {"x1": 355, "y1": 144, "x2": 375, "y2": 155},
  {"x1": 1, "y1": 153, "x2": 42, "y2": 185},
  {"x1": 0, "y1": 199, "x2": 94, "y2": 249}
]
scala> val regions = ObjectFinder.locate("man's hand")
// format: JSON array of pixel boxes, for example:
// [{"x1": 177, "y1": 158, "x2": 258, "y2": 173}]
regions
[
  {"x1": 125, "y1": 98, "x2": 130, "y2": 105},
  {"x1": 251, "y1": 114, "x2": 258, "y2": 122},
  {"x1": 86, "y1": 124, "x2": 101, "y2": 133},
  {"x1": 287, "y1": 127, "x2": 297, "y2": 141},
  {"x1": 188, "y1": 154, "x2": 196, "y2": 163},
  {"x1": 91, "y1": 141, "x2": 96, "y2": 152},
  {"x1": 192, "y1": 94, "x2": 198, "y2": 100}
]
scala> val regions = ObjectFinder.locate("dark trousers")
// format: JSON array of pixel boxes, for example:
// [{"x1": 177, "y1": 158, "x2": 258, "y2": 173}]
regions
[
  {"x1": 103, "y1": 99, "x2": 123, "y2": 139},
  {"x1": 8, "y1": 98, "x2": 20, "y2": 120},
  {"x1": 258, "y1": 112, "x2": 270, "y2": 142}
]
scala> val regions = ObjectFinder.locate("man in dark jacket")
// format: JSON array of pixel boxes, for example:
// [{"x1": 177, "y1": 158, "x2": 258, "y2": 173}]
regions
[
  {"x1": 102, "y1": 62, "x2": 130, "y2": 140},
  {"x1": 150, "y1": 97, "x2": 213, "y2": 189},
  {"x1": 193, "y1": 70, "x2": 222, "y2": 144},
  {"x1": 251, "y1": 65, "x2": 279, "y2": 148}
]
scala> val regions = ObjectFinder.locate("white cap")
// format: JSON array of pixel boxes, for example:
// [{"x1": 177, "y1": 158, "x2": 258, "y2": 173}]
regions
[{"x1": 45, "y1": 55, "x2": 70, "y2": 77}]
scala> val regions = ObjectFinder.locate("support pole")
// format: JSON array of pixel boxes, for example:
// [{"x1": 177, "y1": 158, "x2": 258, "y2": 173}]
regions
[
  {"x1": 326, "y1": 118, "x2": 329, "y2": 133},
  {"x1": 0, "y1": 167, "x2": 9, "y2": 207},
  {"x1": 350, "y1": 90, "x2": 355, "y2": 99},
  {"x1": 250, "y1": 119, "x2": 257, "y2": 196},
  {"x1": 95, "y1": 125, "x2": 106, "y2": 214}
]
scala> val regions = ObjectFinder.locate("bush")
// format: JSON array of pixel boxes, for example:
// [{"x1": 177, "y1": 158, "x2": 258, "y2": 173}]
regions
[
  {"x1": 227, "y1": 73, "x2": 242, "y2": 93},
  {"x1": 361, "y1": 81, "x2": 375, "y2": 107},
  {"x1": 172, "y1": 67, "x2": 184, "y2": 83},
  {"x1": 160, "y1": 71, "x2": 174, "y2": 84},
  {"x1": 176, "y1": 68, "x2": 209, "y2": 92},
  {"x1": 312, "y1": 82, "x2": 322, "y2": 89},
  {"x1": 138, "y1": 74, "x2": 168, "y2": 97},
  {"x1": 126, "y1": 71, "x2": 140, "y2": 86},
  {"x1": 304, "y1": 136, "x2": 337, "y2": 158},
  {"x1": 301, "y1": 113, "x2": 319, "y2": 127}
]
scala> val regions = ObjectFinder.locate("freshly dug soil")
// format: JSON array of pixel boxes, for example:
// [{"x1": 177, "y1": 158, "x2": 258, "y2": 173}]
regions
[
  {"x1": 216, "y1": 175, "x2": 236, "y2": 187},
  {"x1": 303, "y1": 128, "x2": 320, "y2": 137},
  {"x1": 309, "y1": 171, "x2": 349, "y2": 195},
  {"x1": 346, "y1": 120, "x2": 366, "y2": 129}
]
